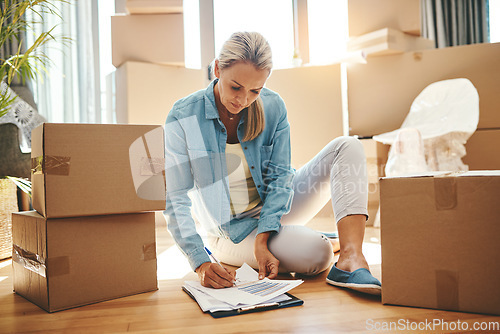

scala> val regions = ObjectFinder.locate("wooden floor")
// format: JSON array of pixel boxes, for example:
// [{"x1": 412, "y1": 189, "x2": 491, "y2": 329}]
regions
[{"x1": 0, "y1": 217, "x2": 499, "y2": 334}]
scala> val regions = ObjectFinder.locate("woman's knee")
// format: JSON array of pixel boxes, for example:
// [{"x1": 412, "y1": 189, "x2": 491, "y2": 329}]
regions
[
  {"x1": 269, "y1": 226, "x2": 334, "y2": 275},
  {"x1": 329, "y1": 136, "x2": 363, "y2": 155}
]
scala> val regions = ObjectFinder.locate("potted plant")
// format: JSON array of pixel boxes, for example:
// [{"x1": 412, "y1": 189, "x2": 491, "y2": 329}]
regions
[{"x1": 0, "y1": 0, "x2": 66, "y2": 260}]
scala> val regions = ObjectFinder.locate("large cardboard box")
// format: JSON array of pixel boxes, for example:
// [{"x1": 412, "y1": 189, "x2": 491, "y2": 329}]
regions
[
  {"x1": 116, "y1": 61, "x2": 204, "y2": 125},
  {"x1": 12, "y1": 211, "x2": 158, "y2": 312},
  {"x1": 111, "y1": 14, "x2": 184, "y2": 67},
  {"x1": 463, "y1": 129, "x2": 500, "y2": 170},
  {"x1": 348, "y1": 0, "x2": 421, "y2": 37},
  {"x1": 347, "y1": 28, "x2": 434, "y2": 57},
  {"x1": 380, "y1": 171, "x2": 500, "y2": 315},
  {"x1": 126, "y1": 0, "x2": 183, "y2": 14},
  {"x1": 348, "y1": 42, "x2": 500, "y2": 137},
  {"x1": 31, "y1": 123, "x2": 166, "y2": 218},
  {"x1": 266, "y1": 65, "x2": 344, "y2": 168}
]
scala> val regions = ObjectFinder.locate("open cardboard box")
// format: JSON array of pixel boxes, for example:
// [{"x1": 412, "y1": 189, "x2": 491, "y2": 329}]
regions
[
  {"x1": 12, "y1": 211, "x2": 158, "y2": 312},
  {"x1": 380, "y1": 171, "x2": 500, "y2": 315}
]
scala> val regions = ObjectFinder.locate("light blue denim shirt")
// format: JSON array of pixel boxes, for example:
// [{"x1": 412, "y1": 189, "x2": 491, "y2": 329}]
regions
[{"x1": 164, "y1": 80, "x2": 295, "y2": 271}]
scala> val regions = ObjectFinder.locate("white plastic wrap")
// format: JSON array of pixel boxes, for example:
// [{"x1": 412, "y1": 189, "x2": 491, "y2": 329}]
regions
[
  {"x1": 385, "y1": 128, "x2": 429, "y2": 176},
  {"x1": 374, "y1": 78, "x2": 479, "y2": 173}
]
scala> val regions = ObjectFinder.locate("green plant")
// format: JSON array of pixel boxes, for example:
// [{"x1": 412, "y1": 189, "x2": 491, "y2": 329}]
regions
[
  {"x1": 0, "y1": 1, "x2": 68, "y2": 196},
  {"x1": 5, "y1": 175, "x2": 31, "y2": 196},
  {"x1": 0, "y1": 0, "x2": 68, "y2": 117}
]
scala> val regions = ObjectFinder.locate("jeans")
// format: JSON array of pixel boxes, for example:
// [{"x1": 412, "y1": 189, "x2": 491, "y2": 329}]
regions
[{"x1": 208, "y1": 136, "x2": 368, "y2": 275}]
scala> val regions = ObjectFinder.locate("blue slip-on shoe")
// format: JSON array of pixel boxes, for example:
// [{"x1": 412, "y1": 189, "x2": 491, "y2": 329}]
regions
[
  {"x1": 326, "y1": 262, "x2": 381, "y2": 295},
  {"x1": 320, "y1": 231, "x2": 339, "y2": 239}
]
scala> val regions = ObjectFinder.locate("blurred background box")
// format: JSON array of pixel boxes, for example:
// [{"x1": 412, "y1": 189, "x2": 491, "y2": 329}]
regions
[
  {"x1": 126, "y1": 0, "x2": 183, "y2": 14},
  {"x1": 111, "y1": 14, "x2": 184, "y2": 67},
  {"x1": 463, "y1": 129, "x2": 500, "y2": 170},
  {"x1": 347, "y1": 42, "x2": 500, "y2": 137},
  {"x1": 266, "y1": 65, "x2": 344, "y2": 168},
  {"x1": 361, "y1": 138, "x2": 390, "y2": 226},
  {"x1": 12, "y1": 211, "x2": 157, "y2": 313},
  {"x1": 115, "y1": 61, "x2": 204, "y2": 125},
  {"x1": 348, "y1": 28, "x2": 434, "y2": 57},
  {"x1": 348, "y1": 0, "x2": 421, "y2": 37}
]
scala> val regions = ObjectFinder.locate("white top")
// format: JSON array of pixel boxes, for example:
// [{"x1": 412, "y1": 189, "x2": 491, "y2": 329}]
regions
[{"x1": 225, "y1": 143, "x2": 261, "y2": 215}]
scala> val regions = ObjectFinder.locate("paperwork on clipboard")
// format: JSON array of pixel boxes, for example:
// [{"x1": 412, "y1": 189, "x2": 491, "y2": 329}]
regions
[{"x1": 182, "y1": 263, "x2": 303, "y2": 313}]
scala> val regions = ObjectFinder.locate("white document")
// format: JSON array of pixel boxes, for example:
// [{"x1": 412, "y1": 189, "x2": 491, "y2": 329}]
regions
[
  {"x1": 183, "y1": 284, "x2": 291, "y2": 313},
  {"x1": 183, "y1": 263, "x2": 303, "y2": 308}
]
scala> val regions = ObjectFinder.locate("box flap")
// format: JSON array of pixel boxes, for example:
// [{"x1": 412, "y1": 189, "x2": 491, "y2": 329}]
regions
[
  {"x1": 31, "y1": 124, "x2": 47, "y2": 217},
  {"x1": 381, "y1": 170, "x2": 500, "y2": 180}
]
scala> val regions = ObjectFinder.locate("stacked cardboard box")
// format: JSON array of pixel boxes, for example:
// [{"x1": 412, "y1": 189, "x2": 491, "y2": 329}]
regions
[
  {"x1": 112, "y1": 0, "x2": 204, "y2": 125},
  {"x1": 12, "y1": 123, "x2": 165, "y2": 312}
]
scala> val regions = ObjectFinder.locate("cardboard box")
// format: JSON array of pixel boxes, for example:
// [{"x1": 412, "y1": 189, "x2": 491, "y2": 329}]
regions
[
  {"x1": 348, "y1": 28, "x2": 434, "y2": 57},
  {"x1": 111, "y1": 14, "x2": 184, "y2": 67},
  {"x1": 463, "y1": 129, "x2": 500, "y2": 170},
  {"x1": 126, "y1": 0, "x2": 183, "y2": 14},
  {"x1": 348, "y1": 42, "x2": 500, "y2": 137},
  {"x1": 12, "y1": 211, "x2": 158, "y2": 312},
  {"x1": 116, "y1": 61, "x2": 205, "y2": 125},
  {"x1": 348, "y1": 0, "x2": 421, "y2": 37},
  {"x1": 360, "y1": 138, "x2": 390, "y2": 226},
  {"x1": 31, "y1": 123, "x2": 166, "y2": 218},
  {"x1": 361, "y1": 138, "x2": 390, "y2": 183},
  {"x1": 380, "y1": 171, "x2": 500, "y2": 315},
  {"x1": 266, "y1": 65, "x2": 344, "y2": 168}
]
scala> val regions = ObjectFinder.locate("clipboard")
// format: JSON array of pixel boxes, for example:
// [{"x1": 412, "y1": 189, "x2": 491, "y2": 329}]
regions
[{"x1": 182, "y1": 286, "x2": 304, "y2": 318}]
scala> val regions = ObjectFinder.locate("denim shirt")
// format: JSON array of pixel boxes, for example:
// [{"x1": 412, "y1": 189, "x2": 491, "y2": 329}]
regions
[{"x1": 164, "y1": 80, "x2": 295, "y2": 271}]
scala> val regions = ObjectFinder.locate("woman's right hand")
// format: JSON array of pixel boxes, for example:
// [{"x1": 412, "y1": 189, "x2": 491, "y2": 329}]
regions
[{"x1": 195, "y1": 262, "x2": 236, "y2": 289}]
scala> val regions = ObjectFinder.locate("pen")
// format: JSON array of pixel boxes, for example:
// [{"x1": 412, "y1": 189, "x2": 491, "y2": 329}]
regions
[{"x1": 204, "y1": 246, "x2": 236, "y2": 286}]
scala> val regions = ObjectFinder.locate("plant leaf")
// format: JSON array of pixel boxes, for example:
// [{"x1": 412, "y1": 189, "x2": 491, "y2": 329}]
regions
[{"x1": 5, "y1": 176, "x2": 32, "y2": 198}]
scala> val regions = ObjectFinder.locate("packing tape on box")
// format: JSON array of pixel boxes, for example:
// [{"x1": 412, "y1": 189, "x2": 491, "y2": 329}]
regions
[
  {"x1": 12, "y1": 244, "x2": 47, "y2": 278},
  {"x1": 142, "y1": 242, "x2": 157, "y2": 261},
  {"x1": 13, "y1": 244, "x2": 71, "y2": 277},
  {"x1": 46, "y1": 256, "x2": 71, "y2": 277},
  {"x1": 435, "y1": 269, "x2": 460, "y2": 310},
  {"x1": 31, "y1": 156, "x2": 71, "y2": 176},
  {"x1": 434, "y1": 177, "x2": 457, "y2": 210}
]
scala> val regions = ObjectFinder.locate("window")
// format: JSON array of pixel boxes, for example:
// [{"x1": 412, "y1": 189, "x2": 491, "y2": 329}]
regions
[
  {"x1": 307, "y1": 0, "x2": 348, "y2": 65},
  {"x1": 213, "y1": 0, "x2": 295, "y2": 69},
  {"x1": 490, "y1": 0, "x2": 500, "y2": 42}
]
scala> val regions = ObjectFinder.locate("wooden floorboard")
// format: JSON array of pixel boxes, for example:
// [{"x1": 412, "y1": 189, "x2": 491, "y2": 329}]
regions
[{"x1": 0, "y1": 217, "x2": 499, "y2": 333}]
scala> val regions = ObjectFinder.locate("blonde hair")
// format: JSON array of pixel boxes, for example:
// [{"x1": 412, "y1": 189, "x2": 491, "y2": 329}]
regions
[{"x1": 215, "y1": 32, "x2": 272, "y2": 142}]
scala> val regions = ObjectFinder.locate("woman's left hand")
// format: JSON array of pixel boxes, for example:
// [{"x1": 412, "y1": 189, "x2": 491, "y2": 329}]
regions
[{"x1": 254, "y1": 232, "x2": 279, "y2": 279}]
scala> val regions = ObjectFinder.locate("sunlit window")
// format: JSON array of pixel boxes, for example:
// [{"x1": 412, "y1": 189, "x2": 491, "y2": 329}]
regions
[
  {"x1": 307, "y1": 0, "x2": 348, "y2": 65},
  {"x1": 213, "y1": 0, "x2": 295, "y2": 69},
  {"x1": 183, "y1": 0, "x2": 201, "y2": 69},
  {"x1": 490, "y1": 0, "x2": 500, "y2": 42}
]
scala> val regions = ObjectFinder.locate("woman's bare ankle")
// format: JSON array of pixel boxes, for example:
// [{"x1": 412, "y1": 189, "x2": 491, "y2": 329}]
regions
[{"x1": 336, "y1": 251, "x2": 369, "y2": 272}]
